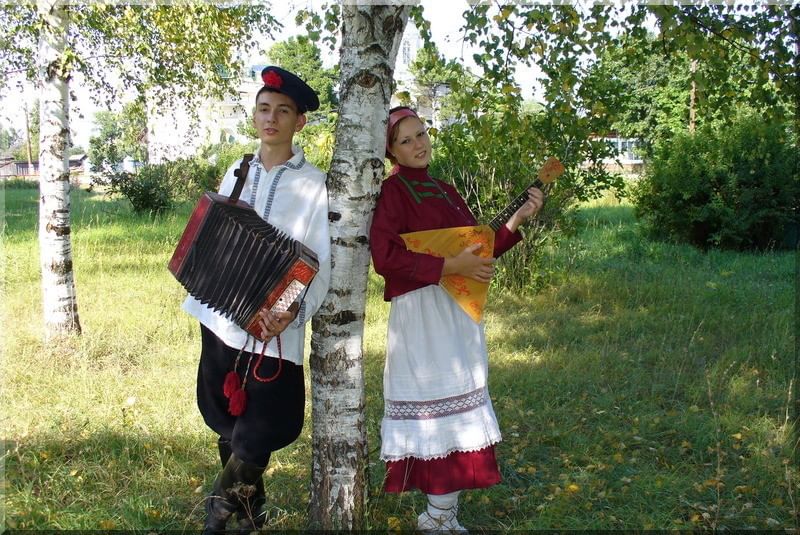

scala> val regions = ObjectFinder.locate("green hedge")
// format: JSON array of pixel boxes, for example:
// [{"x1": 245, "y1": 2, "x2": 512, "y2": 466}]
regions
[{"x1": 631, "y1": 113, "x2": 798, "y2": 250}]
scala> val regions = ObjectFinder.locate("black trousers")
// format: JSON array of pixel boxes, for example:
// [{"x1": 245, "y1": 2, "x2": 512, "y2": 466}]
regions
[{"x1": 197, "y1": 324, "x2": 305, "y2": 466}]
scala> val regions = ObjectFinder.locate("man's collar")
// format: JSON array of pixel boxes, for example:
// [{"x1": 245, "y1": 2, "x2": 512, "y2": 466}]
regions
[{"x1": 253, "y1": 145, "x2": 306, "y2": 170}]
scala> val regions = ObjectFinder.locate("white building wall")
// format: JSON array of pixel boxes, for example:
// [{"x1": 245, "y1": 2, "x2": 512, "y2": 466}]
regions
[{"x1": 147, "y1": 69, "x2": 261, "y2": 164}]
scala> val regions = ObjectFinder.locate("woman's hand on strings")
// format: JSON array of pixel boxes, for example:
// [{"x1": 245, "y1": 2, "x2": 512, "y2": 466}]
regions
[
  {"x1": 442, "y1": 243, "x2": 495, "y2": 283},
  {"x1": 506, "y1": 187, "x2": 545, "y2": 233}
]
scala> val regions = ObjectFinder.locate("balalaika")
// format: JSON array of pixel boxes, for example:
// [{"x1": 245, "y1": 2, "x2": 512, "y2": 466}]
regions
[
  {"x1": 399, "y1": 157, "x2": 564, "y2": 323},
  {"x1": 168, "y1": 154, "x2": 318, "y2": 341}
]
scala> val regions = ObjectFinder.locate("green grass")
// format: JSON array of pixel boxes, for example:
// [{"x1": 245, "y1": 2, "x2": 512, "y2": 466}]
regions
[{"x1": 2, "y1": 186, "x2": 796, "y2": 530}]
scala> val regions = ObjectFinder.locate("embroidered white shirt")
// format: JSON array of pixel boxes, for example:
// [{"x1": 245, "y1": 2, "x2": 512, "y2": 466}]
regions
[{"x1": 182, "y1": 146, "x2": 331, "y2": 365}]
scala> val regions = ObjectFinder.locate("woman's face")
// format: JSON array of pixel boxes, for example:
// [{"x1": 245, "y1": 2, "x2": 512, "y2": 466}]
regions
[{"x1": 388, "y1": 117, "x2": 431, "y2": 168}]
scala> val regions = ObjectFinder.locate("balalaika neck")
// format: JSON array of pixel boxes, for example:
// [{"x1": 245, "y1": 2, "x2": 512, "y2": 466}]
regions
[{"x1": 487, "y1": 179, "x2": 545, "y2": 232}]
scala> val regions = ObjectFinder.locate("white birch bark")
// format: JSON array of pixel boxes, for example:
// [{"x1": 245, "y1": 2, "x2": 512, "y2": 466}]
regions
[
  {"x1": 37, "y1": 0, "x2": 81, "y2": 338},
  {"x1": 309, "y1": 4, "x2": 408, "y2": 529}
]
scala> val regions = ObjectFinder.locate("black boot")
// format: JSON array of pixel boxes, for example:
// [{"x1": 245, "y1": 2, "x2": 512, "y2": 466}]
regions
[
  {"x1": 217, "y1": 438, "x2": 268, "y2": 532},
  {"x1": 234, "y1": 483, "x2": 266, "y2": 532},
  {"x1": 203, "y1": 453, "x2": 266, "y2": 534}
]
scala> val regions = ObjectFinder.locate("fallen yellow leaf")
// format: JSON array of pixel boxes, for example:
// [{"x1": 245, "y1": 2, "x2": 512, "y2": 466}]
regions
[{"x1": 387, "y1": 516, "x2": 403, "y2": 531}]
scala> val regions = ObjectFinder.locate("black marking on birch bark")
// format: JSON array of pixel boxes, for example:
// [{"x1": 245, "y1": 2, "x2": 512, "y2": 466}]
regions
[
  {"x1": 330, "y1": 310, "x2": 359, "y2": 325},
  {"x1": 349, "y1": 191, "x2": 380, "y2": 202},
  {"x1": 330, "y1": 288, "x2": 352, "y2": 298},
  {"x1": 383, "y1": 13, "x2": 401, "y2": 34},
  {"x1": 46, "y1": 222, "x2": 71, "y2": 236},
  {"x1": 332, "y1": 237, "x2": 360, "y2": 249},
  {"x1": 327, "y1": 168, "x2": 350, "y2": 195},
  {"x1": 329, "y1": 211, "x2": 342, "y2": 222},
  {"x1": 46, "y1": 61, "x2": 60, "y2": 80},
  {"x1": 48, "y1": 258, "x2": 73, "y2": 275},
  {"x1": 354, "y1": 235, "x2": 368, "y2": 245},
  {"x1": 358, "y1": 157, "x2": 385, "y2": 180},
  {"x1": 361, "y1": 44, "x2": 387, "y2": 58}
]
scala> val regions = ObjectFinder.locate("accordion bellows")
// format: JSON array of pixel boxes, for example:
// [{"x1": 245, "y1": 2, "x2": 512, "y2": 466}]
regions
[{"x1": 169, "y1": 192, "x2": 318, "y2": 341}]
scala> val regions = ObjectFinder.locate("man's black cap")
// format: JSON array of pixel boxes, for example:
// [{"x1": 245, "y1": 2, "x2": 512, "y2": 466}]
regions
[{"x1": 260, "y1": 66, "x2": 320, "y2": 114}]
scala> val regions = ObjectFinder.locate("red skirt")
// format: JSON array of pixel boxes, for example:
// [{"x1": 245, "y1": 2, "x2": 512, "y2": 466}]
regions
[{"x1": 384, "y1": 445, "x2": 501, "y2": 495}]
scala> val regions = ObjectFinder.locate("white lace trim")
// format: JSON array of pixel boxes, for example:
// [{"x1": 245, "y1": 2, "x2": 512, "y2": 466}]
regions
[{"x1": 380, "y1": 439, "x2": 501, "y2": 462}]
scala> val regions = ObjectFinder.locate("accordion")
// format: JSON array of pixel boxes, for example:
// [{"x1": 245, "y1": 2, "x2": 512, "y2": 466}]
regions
[{"x1": 169, "y1": 162, "x2": 319, "y2": 342}]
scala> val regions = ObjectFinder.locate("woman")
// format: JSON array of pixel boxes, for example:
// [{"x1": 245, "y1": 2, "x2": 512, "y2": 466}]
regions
[{"x1": 369, "y1": 106, "x2": 544, "y2": 532}]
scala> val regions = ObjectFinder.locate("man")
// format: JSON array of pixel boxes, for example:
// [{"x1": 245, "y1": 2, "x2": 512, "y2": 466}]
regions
[{"x1": 181, "y1": 66, "x2": 330, "y2": 533}]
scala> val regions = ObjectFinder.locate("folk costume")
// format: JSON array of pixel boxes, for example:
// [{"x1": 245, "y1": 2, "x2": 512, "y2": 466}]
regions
[
  {"x1": 181, "y1": 66, "x2": 330, "y2": 533},
  {"x1": 370, "y1": 154, "x2": 522, "y2": 529}
]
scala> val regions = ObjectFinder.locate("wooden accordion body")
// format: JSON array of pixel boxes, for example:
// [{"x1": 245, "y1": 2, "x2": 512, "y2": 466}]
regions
[{"x1": 169, "y1": 191, "x2": 318, "y2": 341}]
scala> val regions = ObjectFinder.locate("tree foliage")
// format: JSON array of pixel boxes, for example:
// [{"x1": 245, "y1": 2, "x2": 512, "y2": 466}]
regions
[
  {"x1": 88, "y1": 98, "x2": 147, "y2": 173},
  {"x1": 1, "y1": 4, "x2": 279, "y2": 108},
  {"x1": 593, "y1": 33, "x2": 791, "y2": 156},
  {"x1": 407, "y1": 44, "x2": 471, "y2": 124},
  {"x1": 0, "y1": 126, "x2": 20, "y2": 155}
]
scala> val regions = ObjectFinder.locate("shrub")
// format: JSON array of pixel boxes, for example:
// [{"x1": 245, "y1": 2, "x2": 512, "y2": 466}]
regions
[
  {"x1": 166, "y1": 157, "x2": 224, "y2": 203},
  {"x1": 631, "y1": 112, "x2": 798, "y2": 250},
  {"x1": 104, "y1": 168, "x2": 173, "y2": 215}
]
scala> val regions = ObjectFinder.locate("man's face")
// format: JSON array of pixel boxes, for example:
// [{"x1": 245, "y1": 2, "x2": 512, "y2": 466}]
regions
[{"x1": 252, "y1": 90, "x2": 306, "y2": 147}]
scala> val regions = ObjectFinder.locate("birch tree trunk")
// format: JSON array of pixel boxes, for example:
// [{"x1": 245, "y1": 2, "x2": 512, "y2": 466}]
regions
[
  {"x1": 309, "y1": 4, "x2": 408, "y2": 529},
  {"x1": 37, "y1": 0, "x2": 81, "y2": 338}
]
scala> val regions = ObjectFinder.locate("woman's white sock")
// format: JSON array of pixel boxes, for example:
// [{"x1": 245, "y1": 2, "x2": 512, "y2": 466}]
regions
[{"x1": 427, "y1": 491, "x2": 460, "y2": 517}]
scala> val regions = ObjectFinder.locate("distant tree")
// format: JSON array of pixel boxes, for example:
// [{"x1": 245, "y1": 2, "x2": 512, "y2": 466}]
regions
[
  {"x1": 236, "y1": 118, "x2": 258, "y2": 141},
  {"x1": 88, "y1": 98, "x2": 148, "y2": 174},
  {"x1": 592, "y1": 35, "x2": 790, "y2": 156},
  {"x1": 10, "y1": 101, "x2": 39, "y2": 162},
  {"x1": 1, "y1": 125, "x2": 21, "y2": 156},
  {"x1": 407, "y1": 44, "x2": 471, "y2": 124}
]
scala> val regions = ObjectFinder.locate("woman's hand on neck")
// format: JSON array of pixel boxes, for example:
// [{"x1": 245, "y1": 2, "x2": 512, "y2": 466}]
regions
[{"x1": 258, "y1": 142, "x2": 294, "y2": 171}]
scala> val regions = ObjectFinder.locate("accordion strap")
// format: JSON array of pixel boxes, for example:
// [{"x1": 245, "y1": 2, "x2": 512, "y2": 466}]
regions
[{"x1": 229, "y1": 153, "x2": 255, "y2": 203}]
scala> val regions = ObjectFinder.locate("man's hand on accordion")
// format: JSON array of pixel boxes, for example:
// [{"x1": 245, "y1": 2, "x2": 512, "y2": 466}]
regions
[{"x1": 257, "y1": 303, "x2": 299, "y2": 340}]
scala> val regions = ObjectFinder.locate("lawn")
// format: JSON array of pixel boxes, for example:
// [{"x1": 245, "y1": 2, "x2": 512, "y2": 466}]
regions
[{"x1": 1, "y1": 183, "x2": 796, "y2": 530}]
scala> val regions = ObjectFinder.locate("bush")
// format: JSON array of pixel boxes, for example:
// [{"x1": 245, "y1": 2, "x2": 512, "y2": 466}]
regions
[
  {"x1": 104, "y1": 168, "x2": 173, "y2": 215},
  {"x1": 631, "y1": 112, "x2": 798, "y2": 250},
  {"x1": 166, "y1": 157, "x2": 224, "y2": 203}
]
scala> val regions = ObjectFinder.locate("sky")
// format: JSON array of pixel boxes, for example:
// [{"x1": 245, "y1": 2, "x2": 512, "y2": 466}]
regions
[{"x1": 0, "y1": 1, "x2": 541, "y2": 151}]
